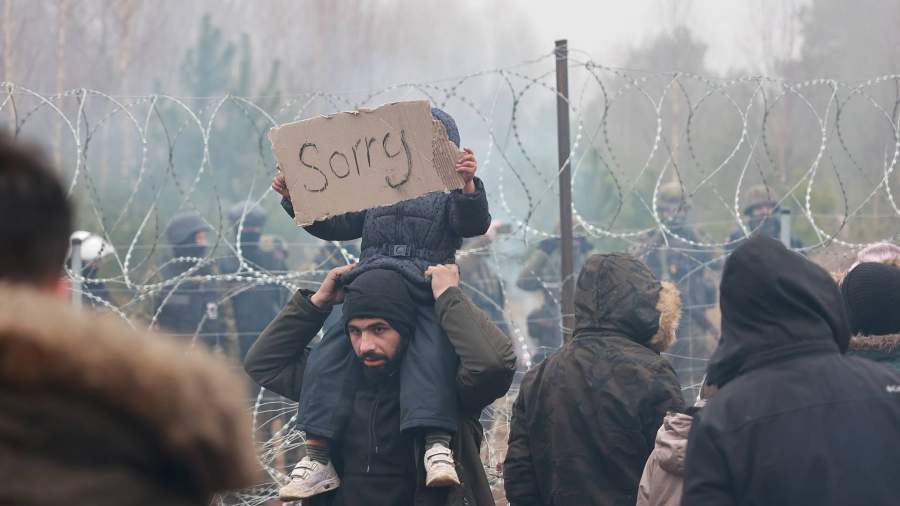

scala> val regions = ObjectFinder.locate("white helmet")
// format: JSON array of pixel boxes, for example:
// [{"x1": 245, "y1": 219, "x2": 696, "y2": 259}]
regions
[{"x1": 70, "y1": 231, "x2": 115, "y2": 263}]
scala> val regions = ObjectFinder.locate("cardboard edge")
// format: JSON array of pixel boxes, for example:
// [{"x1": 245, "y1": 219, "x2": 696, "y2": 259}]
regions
[
  {"x1": 273, "y1": 100, "x2": 461, "y2": 226},
  {"x1": 432, "y1": 119, "x2": 465, "y2": 191}
]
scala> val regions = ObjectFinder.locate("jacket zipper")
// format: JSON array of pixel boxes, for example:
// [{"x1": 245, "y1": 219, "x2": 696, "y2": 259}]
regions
[
  {"x1": 366, "y1": 388, "x2": 381, "y2": 473},
  {"x1": 395, "y1": 204, "x2": 403, "y2": 251}
]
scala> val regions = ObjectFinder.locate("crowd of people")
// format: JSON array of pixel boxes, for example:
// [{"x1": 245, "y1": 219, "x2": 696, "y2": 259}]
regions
[{"x1": 2, "y1": 100, "x2": 900, "y2": 506}]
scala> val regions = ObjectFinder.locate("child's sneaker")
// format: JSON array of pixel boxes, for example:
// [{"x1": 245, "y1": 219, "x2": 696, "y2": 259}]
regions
[
  {"x1": 278, "y1": 456, "x2": 341, "y2": 501},
  {"x1": 424, "y1": 443, "x2": 460, "y2": 487}
]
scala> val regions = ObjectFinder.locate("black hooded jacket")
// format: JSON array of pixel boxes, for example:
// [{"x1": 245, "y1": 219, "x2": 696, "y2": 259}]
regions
[
  {"x1": 683, "y1": 236, "x2": 900, "y2": 506},
  {"x1": 504, "y1": 253, "x2": 684, "y2": 506}
]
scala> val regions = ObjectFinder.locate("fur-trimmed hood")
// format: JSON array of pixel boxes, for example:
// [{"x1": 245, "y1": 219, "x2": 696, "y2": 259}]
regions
[
  {"x1": 573, "y1": 252, "x2": 682, "y2": 353},
  {"x1": 848, "y1": 333, "x2": 900, "y2": 371},
  {"x1": 0, "y1": 284, "x2": 259, "y2": 505},
  {"x1": 849, "y1": 333, "x2": 900, "y2": 354}
]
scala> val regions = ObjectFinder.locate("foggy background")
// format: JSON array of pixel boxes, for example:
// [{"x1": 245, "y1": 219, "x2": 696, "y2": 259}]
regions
[
  {"x1": 6, "y1": 0, "x2": 900, "y2": 94},
  {"x1": 4, "y1": 1, "x2": 900, "y2": 502}
]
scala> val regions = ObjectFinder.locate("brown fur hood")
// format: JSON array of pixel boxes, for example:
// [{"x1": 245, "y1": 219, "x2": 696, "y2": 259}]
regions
[
  {"x1": 849, "y1": 333, "x2": 900, "y2": 354},
  {"x1": 0, "y1": 284, "x2": 259, "y2": 502},
  {"x1": 574, "y1": 252, "x2": 682, "y2": 353}
]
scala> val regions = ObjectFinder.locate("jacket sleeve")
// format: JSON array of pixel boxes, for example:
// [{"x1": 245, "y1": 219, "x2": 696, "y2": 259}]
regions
[
  {"x1": 281, "y1": 196, "x2": 296, "y2": 218},
  {"x1": 448, "y1": 177, "x2": 492, "y2": 238},
  {"x1": 503, "y1": 379, "x2": 542, "y2": 506},
  {"x1": 303, "y1": 211, "x2": 367, "y2": 241},
  {"x1": 243, "y1": 289, "x2": 331, "y2": 401},
  {"x1": 433, "y1": 286, "x2": 516, "y2": 412},
  {"x1": 641, "y1": 365, "x2": 686, "y2": 451},
  {"x1": 681, "y1": 416, "x2": 736, "y2": 506},
  {"x1": 516, "y1": 249, "x2": 551, "y2": 292},
  {"x1": 280, "y1": 195, "x2": 366, "y2": 241}
]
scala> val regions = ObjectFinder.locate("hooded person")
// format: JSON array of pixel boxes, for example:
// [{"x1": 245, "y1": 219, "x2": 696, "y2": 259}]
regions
[
  {"x1": 842, "y1": 261, "x2": 900, "y2": 371},
  {"x1": 0, "y1": 283, "x2": 259, "y2": 505},
  {"x1": 244, "y1": 264, "x2": 516, "y2": 506},
  {"x1": 636, "y1": 385, "x2": 714, "y2": 506},
  {"x1": 635, "y1": 410, "x2": 694, "y2": 506},
  {"x1": 682, "y1": 235, "x2": 900, "y2": 506},
  {"x1": 504, "y1": 253, "x2": 685, "y2": 506},
  {"x1": 0, "y1": 132, "x2": 258, "y2": 505}
]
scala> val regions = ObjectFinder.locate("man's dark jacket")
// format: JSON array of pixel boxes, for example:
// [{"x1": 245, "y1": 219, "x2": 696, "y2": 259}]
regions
[
  {"x1": 244, "y1": 286, "x2": 516, "y2": 506},
  {"x1": 282, "y1": 179, "x2": 490, "y2": 299},
  {"x1": 683, "y1": 235, "x2": 900, "y2": 506},
  {"x1": 504, "y1": 253, "x2": 685, "y2": 506}
]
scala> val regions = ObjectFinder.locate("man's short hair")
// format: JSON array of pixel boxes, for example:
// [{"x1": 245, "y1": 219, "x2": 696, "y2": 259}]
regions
[{"x1": 0, "y1": 134, "x2": 72, "y2": 283}]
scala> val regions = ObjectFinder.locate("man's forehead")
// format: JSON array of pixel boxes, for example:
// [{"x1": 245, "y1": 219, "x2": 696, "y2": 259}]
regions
[{"x1": 347, "y1": 317, "x2": 391, "y2": 329}]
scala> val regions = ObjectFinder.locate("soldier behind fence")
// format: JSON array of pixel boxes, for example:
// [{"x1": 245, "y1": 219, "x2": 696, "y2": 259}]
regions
[
  {"x1": 458, "y1": 220, "x2": 511, "y2": 336},
  {"x1": 154, "y1": 213, "x2": 232, "y2": 353},
  {"x1": 727, "y1": 184, "x2": 803, "y2": 251},
  {"x1": 638, "y1": 182, "x2": 718, "y2": 398},
  {"x1": 516, "y1": 224, "x2": 593, "y2": 362},
  {"x1": 218, "y1": 201, "x2": 290, "y2": 359}
]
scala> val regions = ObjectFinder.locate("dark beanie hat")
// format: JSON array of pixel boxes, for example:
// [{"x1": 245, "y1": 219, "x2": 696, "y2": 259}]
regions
[
  {"x1": 342, "y1": 269, "x2": 416, "y2": 341},
  {"x1": 431, "y1": 107, "x2": 460, "y2": 147},
  {"x1": 841, "y1": 262, "x2": 900, "y2": 336}
]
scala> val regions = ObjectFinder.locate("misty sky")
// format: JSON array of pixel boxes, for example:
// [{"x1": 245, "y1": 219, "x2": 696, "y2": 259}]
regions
[{"x1": 506, "y1": 0, "x2": 807, "y2": 75}]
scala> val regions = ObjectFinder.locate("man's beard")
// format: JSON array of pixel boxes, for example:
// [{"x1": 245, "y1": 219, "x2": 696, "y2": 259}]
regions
[{"x1": 359, "y1": 351, "x2": 392, "y2": 382}]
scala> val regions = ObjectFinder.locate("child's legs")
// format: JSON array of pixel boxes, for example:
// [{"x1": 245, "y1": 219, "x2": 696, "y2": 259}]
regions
[
  {"x1": 399, "y1": 303, "x2": 460, "y2": 434},
  {"x1": 297, "y1": 303, "x2": 360, "y2": 439}
]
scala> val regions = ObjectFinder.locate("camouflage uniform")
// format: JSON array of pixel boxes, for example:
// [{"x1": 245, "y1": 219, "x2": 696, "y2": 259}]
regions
[
  {"x1": 727, "y1": 184, "x2": 803, "y2": 251},
  {"x1": 638, "y1": 183, "x2": 718, "y2": 397},
  {"x1": 458, "y1": 235, "x2": 509, "y2": 335},
  {"x1": 516, "y1": 235, "x2": 592, "y2": 362},
  {"x1": 504, "y1": 253, "x2": 685, "y2": 505}
]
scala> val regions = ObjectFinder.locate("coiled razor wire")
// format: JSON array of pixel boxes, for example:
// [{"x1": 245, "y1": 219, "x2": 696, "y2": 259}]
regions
[{"x1": 3, "y1": 50, "x2": 900, "y2": 503}]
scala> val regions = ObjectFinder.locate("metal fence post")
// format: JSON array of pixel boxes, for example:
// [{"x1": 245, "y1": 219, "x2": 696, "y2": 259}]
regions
[{"x1": 555, "y1": 39, "x2": 575, "y2": 343}]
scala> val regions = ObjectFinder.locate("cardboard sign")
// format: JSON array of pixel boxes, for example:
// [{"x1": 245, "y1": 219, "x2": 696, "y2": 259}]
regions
[{"x1": 269, "y1": 100, "x2": 464, "y2": 226}]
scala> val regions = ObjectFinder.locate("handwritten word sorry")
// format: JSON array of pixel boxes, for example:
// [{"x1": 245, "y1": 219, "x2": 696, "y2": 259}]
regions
[{"x1": 298, "y1": 129, "x2": 412, "y2": 193}]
